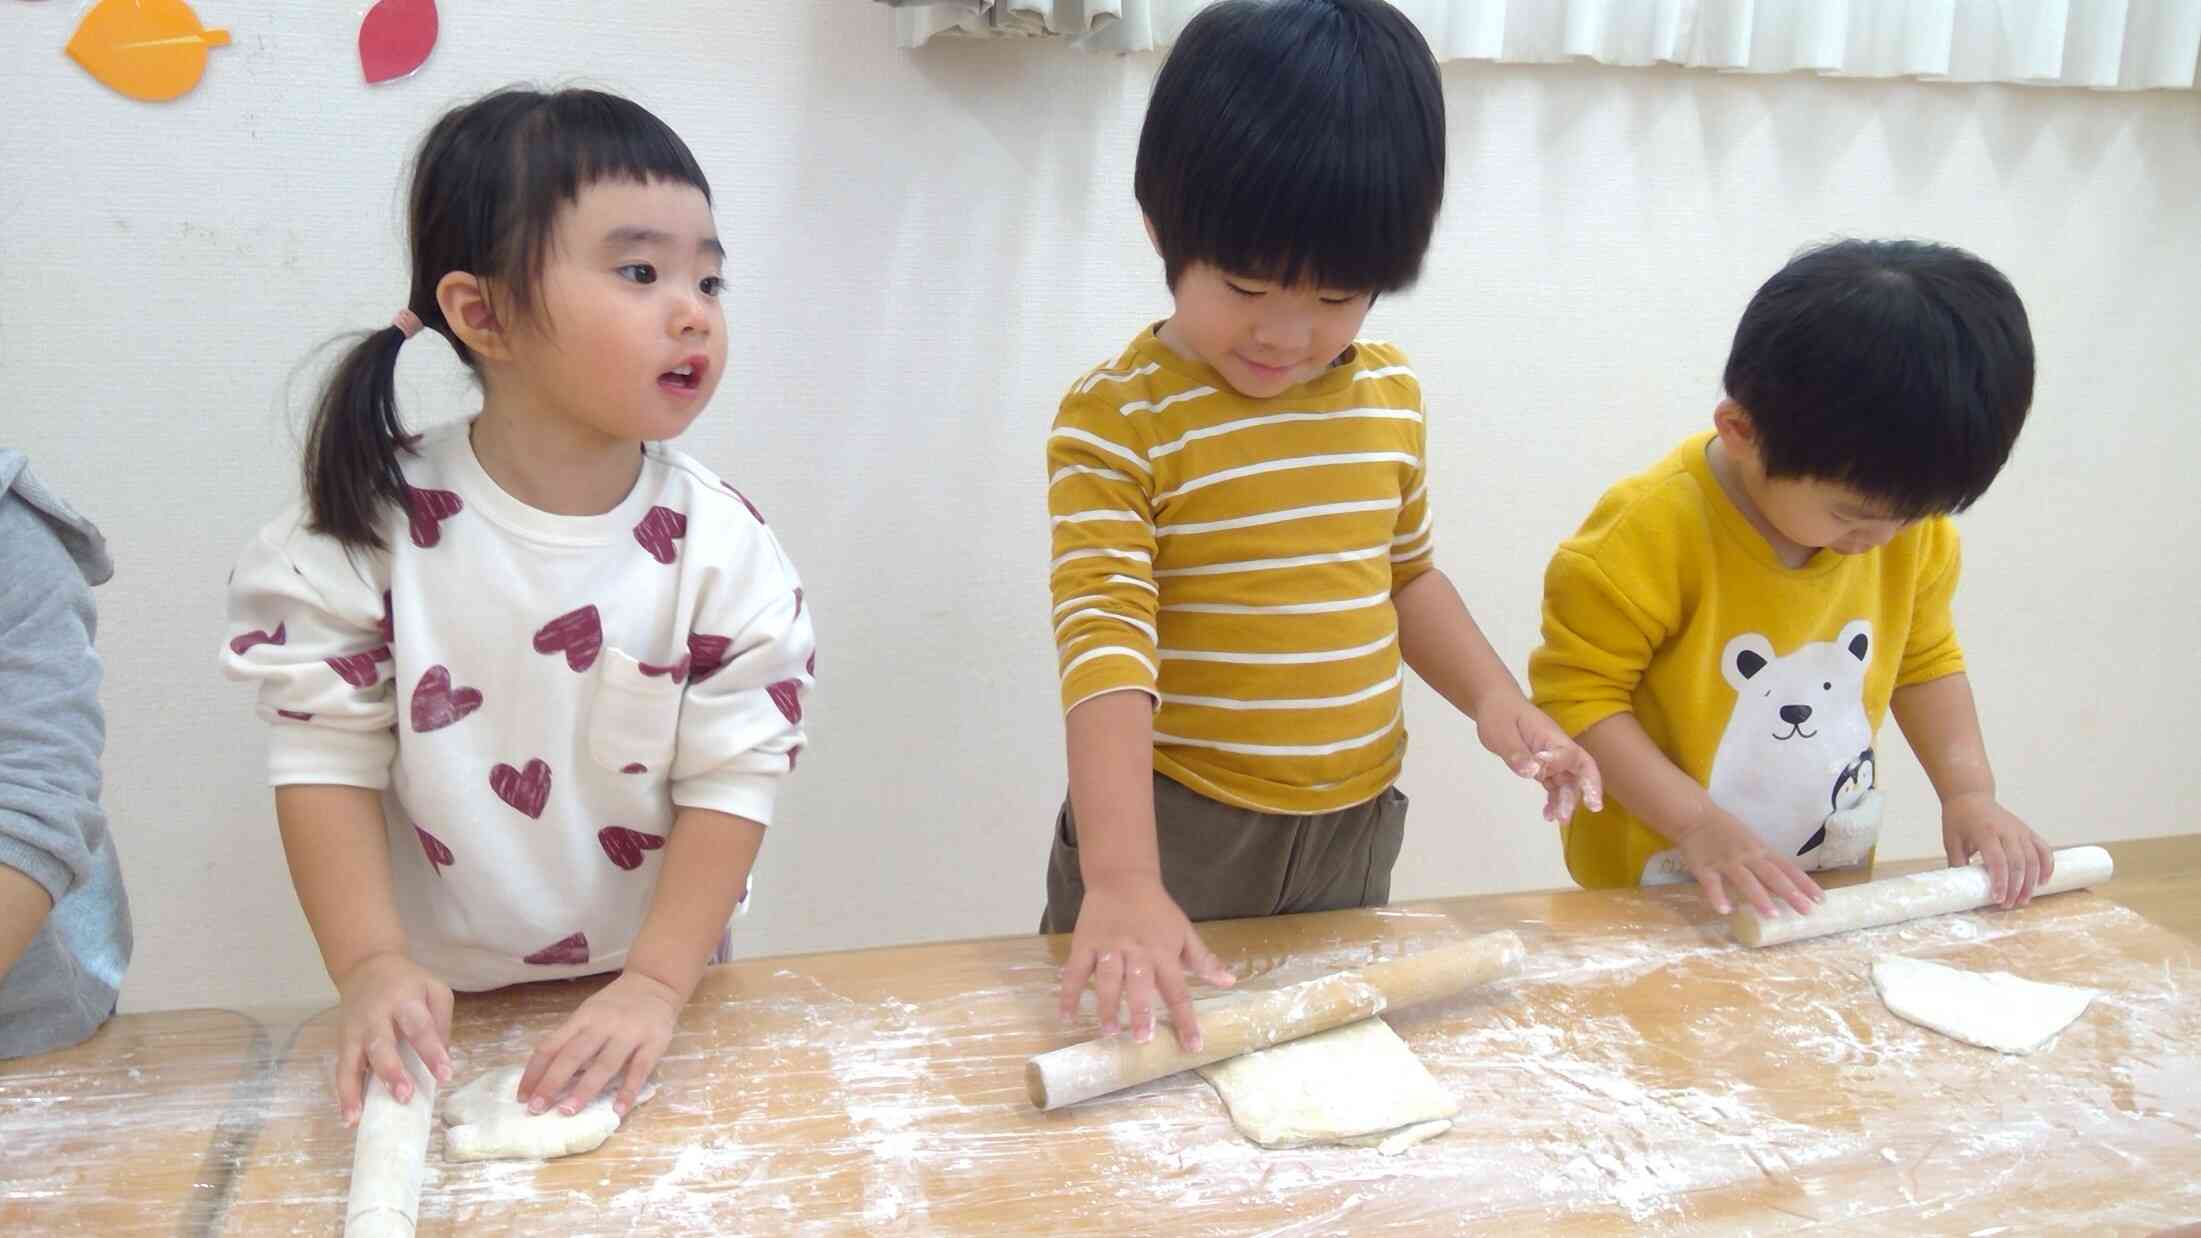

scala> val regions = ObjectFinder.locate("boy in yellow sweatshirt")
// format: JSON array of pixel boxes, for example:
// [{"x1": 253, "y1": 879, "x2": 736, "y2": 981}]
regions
[
  {"x1": 1531, "y1": 239, "x2": 2055, "y2": 922},
  {"x1": 1045, "y1": 0, "x2": 1601, "y2": 1052}
]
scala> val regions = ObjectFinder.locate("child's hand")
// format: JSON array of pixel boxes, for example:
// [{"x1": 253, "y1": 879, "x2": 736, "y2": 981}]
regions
[
  {"x1": 1058, "y1": 875, "x2": 1235, "y2": 1052},
  {"x1": 1474, "y1": 693, "x2": 1604, "y2": 823},
  {"x1": 1942, "y1": 791, "x2": 2054, "y2": 909},
  {"x1": 332, "y1": 951, "x2": 453, "y2": 1125},
  {"x1": 1672, "y1": 810, "x2": 1824, "y2": 918},
  {"x1": 519, "y1": 971, "x2": 682, "y2": 1118}
]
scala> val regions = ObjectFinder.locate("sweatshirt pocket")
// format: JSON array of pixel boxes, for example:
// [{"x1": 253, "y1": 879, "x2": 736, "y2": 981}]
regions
[{"x1": 586, "y1": 648, "x2": 684, "y2": 776}]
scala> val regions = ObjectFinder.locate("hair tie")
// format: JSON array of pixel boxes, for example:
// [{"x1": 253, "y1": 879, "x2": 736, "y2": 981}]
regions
[{"x1": 391, "y1": 308, "x2": 423, "y2": 339}]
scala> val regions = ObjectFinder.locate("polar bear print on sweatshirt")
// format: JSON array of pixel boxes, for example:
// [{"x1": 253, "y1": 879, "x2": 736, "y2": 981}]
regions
[{"x1": 1640, "y1": 619, "x2": 1878, "y2": 886}]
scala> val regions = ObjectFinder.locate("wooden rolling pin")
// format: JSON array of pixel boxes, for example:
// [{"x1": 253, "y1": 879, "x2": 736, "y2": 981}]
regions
[
  {"x1": 1026, "y1": 930, "x2": 1523, "y2": 1111},
  {"x1": 344, "y1": 1045, "x2": 438, "y2": 1238},
  {"x1": 1732, "y1": 845, "x2": 2113, "y2": 947}
]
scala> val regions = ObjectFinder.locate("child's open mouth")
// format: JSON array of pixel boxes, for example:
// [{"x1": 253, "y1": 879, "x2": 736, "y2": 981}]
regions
[{"x1": 659, "y1": 358, "x2": 707, "y2": 392}]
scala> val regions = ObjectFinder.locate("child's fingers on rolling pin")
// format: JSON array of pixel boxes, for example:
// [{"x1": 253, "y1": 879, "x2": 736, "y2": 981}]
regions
[
  {"x1": 1162, "y1": 928, "x2": 1234, "y2": 1052},
  {"x1": 1091, "y1": 950, "x2": 1130, "y2": 1038},
  {"x1": 336, "y1": 992, "x2": 449, "y2": 1123}
]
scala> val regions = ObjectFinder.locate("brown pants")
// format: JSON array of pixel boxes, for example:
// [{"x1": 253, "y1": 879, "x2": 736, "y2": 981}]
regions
[{"x1": 1041, "y1": 773, "x2": 1409, "y2": 934}]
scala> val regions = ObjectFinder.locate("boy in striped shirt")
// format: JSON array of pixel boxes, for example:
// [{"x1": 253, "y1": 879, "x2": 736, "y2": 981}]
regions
[{"x1": 1045, "y1": 0, "x2": 1601, "y2": 1051}]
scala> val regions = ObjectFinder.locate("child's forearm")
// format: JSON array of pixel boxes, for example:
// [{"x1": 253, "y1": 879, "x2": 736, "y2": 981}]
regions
[
  {"x1": 275, "y1": 784, "x2": 410, "y2": 983},
  {"x1": 1576, "y1": 712, "x2": 1729, "y2": 842},
  {"x1": 1395, "y1": 569, "x2": 1527, "y2": 719},
  {"x1": 1064, "y1": 689, "x2": 1163, "y2": 890},
  {"x1": 624, "y1": 806, "x2": 765, "y2": 1002},
  {"x1": 1889, "y1": 673, "x2": 1997, "y2": 804}
]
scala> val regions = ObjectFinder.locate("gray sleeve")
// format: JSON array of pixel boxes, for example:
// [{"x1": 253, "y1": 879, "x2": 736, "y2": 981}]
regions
[{"x1": 0, "y1": 497, "x2": 105, "y2": 904}]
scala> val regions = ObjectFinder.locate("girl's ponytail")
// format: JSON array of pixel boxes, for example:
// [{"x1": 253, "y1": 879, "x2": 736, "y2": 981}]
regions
[{"x1": 302, "y1": 313, "x2": 417, "y2": 552}]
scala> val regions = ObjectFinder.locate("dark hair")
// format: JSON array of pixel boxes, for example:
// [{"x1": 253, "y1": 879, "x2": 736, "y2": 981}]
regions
[
  {"x1": 305, "y1": 88, "x2": 711, "y2": 549},
  {"x1": 1723, "y1": 238, "x2": 2035, "y2": 519},
  {"x1": 1135, "y1": 0, "x2": 1445, "y2": 293}
]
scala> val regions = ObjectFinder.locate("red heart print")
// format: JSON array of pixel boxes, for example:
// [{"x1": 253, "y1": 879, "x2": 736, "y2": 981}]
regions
[
  {"x1": 621, "y1": 763, "x2": 647, "y2": 774},
  {"x1": 359, "y1": 0, "x2": 438, "y2": 85},
  {"x1": 379, "y1": 590, "x2": 395, "y2": 643},
  {"x1": 806, "y1": 650, "x2": 817, "y2": 678},
  {"x1": 403, "y1": 485, "x2": 463, "y2": 548},
  {"x1": 489, "y1": 758, "x2": 551, "y2": 818},
  {"x1": 410, "y1": 665, "x2": 482, "y2": 732},
  {"x1": 524, "y1": 932, "x2": 589, "y2": 966},
  {"x1": 326, "y1": 645, "x2": 393, "y2": 688},
  {"x1": 415, "y1": 826, "x2": 453, "y2": 875},
  {"x1": 767, "y1": 679, "x2": 802, "y2": 724},
  {"x1": 597, "y1": 826, "x2": 667, "y2": 871},
  {"x1": 722, "y1": 481, "x2": 765, "y2": 524},
  {"x1": 639, "y1": 653, "x2": 691, "y2": 684},
  {"x1": 533, "y1": 606, "x2": 602, "y2": 672},
  {"x1": 277, "y1": 709, "x2": 314, "y2": 722},
  {"x1": 688, "y1": 633, "x2": 731, "y2": 683},
  {"x1": 633, "y1": 506, "x2": 687, "y2": 565},
  {"x1": 229, "y1": 622, "x2": 287, "y2": 655}
]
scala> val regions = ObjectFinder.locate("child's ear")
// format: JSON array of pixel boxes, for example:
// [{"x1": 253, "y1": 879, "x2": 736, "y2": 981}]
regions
[
  {"x1": 436, "y1": 270, "x2": 511, "y2": 362},
  {"x1": 1141, "y1": 214, "x2": 1161, "y2": 258},
  {"x1": 1712, "y1": 398, "x2": 1758, "y2": 452}
]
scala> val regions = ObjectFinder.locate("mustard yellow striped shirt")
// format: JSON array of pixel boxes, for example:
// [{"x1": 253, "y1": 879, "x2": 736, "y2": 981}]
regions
[{"x1": 1048, "y1": 325, "x2": 1437, "y2": 815}]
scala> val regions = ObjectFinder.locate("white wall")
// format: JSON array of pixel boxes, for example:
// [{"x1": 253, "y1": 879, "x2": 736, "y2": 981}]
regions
[{"x1": 4, "y1": 2, "x2": 2195, "y2": 1015}]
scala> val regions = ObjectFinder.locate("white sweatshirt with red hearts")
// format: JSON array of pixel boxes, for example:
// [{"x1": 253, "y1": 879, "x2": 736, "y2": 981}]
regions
[{"x1": 221, "y1": 419, "x2": 814, "y2": 991}]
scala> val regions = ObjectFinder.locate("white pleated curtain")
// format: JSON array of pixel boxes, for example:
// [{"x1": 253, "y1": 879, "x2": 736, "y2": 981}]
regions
[{"x1": 879, "y1": 0, "x2": 2201, "y2": 90}]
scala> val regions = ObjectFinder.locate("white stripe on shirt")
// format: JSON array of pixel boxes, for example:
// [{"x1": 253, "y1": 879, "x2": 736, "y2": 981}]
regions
[
  {"x1": 1120, "y1": 387, "x2": 1216, "y2": 416},
  {"x1": 1159, "y1": 631, "x2": 1396, "y2": 665},
  {"x1": 1159, "y1": 498, "x2": 1398, "y2": 540},
  {"x1": 1053, "y1": 509, "x2": 1149, "y2": 528},
  {"x1": 1061, "y1": 644, "x2": 1158, "y2": 681},
  {"x1": 1155, "y1": 452, "x2": 1421, "y2": 504},
  {"x1": 1161, "y1": 670, "x2": 1403, "y2": 711},
  {"x1": 1149, "y1": 408, "x2": 1422, "y2": 460},
  {"x1": 1351, "y1": 364, "x2": 1417, "y2": 384},
  {"x1": 1054, "y1": 608, "x2": 1158, "y2": 644},
  {"x1": 1076, "y1": 361, "x2": 1160, "y2": 395},
  {"x1": 1389, "y1": 510, "x2": 1433, "y2": 545},
  {"x1": 1051, "y1": 464, "x2": 1135, "y2": 488},
  {"x1": 1153, "y1": 544, "x2": 1389, "y2": 579},
  {"x1": 1054, "y1": 592, "x2": 1121, "y2": 616},
  {"x1": 1049, "y1": 428, "x2": 1152, "y2": 476}
]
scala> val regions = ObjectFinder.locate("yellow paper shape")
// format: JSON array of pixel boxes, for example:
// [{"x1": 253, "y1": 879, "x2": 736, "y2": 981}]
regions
[{"x1": 66, "y1": 0, "x2": 232, "y2": 103}]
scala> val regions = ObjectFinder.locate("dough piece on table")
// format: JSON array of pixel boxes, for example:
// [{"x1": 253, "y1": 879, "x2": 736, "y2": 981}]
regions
[
  {"x1": 1195, "y1": 1015, "x2": 1458, "y2": 1153},
  {"x1": 1870, "y1": 956, "x2": 2096, "y2": 1055},
  {"x1": 441, "y1": 1065, "x2": 659, "y2": 1162}
]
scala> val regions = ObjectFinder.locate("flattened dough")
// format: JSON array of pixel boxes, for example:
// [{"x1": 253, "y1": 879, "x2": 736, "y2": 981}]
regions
[
  {"x1": 1871, "y1": 956, "x2": 2096, "y2": 1055},
  {"x1": 440, "y1": 1066, "x2": 658, "y2": 1162},
  {"x1": 1196, "y1": 1015, "x2": 1458, "y2": 1153}
]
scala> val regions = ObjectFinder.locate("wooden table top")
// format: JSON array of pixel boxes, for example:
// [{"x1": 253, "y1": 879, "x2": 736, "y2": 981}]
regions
[
  {"x1": 6, "y1": 833, "x2": 2197, "y2": 1235},
  {"x1": 0, "y1": 1008, "x2": 273, "y2": 1234}
]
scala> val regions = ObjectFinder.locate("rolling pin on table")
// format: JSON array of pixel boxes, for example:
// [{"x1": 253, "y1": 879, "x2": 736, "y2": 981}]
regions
[
  {"x1": 1027, "y1": 930, "x2": 1524, "y2": 1110},
  {"x1": 1732, "y1": 844, "x2": 2115, "y2": 946}
]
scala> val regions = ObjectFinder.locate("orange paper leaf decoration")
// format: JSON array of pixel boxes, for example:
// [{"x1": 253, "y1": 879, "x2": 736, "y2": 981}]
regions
[{"x1": 66, "y1": 0, "x2": 231, "y2": 103}]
